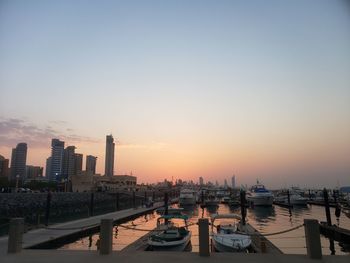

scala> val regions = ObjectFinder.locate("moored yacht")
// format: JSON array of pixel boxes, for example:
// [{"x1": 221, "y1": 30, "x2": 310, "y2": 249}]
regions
[
  {"x1": 246, "y1": 182, "x2": 273, "y2": 206},
  {"x1": 179, "y1": 189, "x2": 196, "y2": 206}
]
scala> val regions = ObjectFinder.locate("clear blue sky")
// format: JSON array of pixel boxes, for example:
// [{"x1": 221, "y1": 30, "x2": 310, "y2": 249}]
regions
[{"x1": 1, "y1": 0, "x2": 349, "y2": 187}]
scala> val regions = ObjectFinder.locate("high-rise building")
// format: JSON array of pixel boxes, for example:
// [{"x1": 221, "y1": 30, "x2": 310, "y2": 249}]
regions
[
  {"x1": 50, "y1": 139, "x2": 65, "y2": 182},
  {"x1": 26, "y1": 165, "x2": 43, "y2": 179},
  {"x1": 74, "y1": 153, "x2": 83, "y2": 175},
  {"x1": 45, "y1": 157, "x2": 52, "y2": 178},
  {"x1": 231, "y1": 175, "x2": 236, "y2": 188},
  {"x1": 10, "y1": 143, "x2": 27, "y2": 181},
  {"x1": 0, "y1": 155, "x2": 10, "y2": 178},
  {"x1": 104, "y1": 135, "x2": 115, "y2": 177},
  {"x1": 86, "y1": 155, "x2": 97, "y2": 174},
  {"x1": 199, "y1": 176, "x2": 204, "y2": 186},
  {"x1": 224, "y1": 179, "x2": 228, "y2": 188},
  {"x1": 62, "y1": 146, "x2": 76, "y2": 180}
]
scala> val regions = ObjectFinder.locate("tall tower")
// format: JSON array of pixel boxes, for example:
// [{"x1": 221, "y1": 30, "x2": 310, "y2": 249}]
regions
[
  {"x1": 86, "y1": 155, "x2": 97, "y2": 174},
  {"x1": 62, "y1": 146, "x2": 76, "y2": 179},
  {"x1": 104, "y1": 134, "x2": 115, "y2": 177},
  {"x1": 74, "y1": 153, "x2": 83, "y2": 175},
  {"x1": 10, "y1": 143, "x2": 27, "y2": 181},
  {"x1": 50, "y1": 139, "x2": 65, "y2": 182},
  {"x1": 231, "y1": 175, "x2": 236, "y2": 188}
]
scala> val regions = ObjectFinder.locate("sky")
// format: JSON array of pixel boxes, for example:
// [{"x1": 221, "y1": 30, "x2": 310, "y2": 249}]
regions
[{"x1": 0, "y1": 0, "x2": 349, "y2": 188}]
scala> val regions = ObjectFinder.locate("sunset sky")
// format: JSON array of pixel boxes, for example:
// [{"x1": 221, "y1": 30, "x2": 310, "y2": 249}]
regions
[{"x1": 1, "y1": 0, "x2": 349, "y2": 188}]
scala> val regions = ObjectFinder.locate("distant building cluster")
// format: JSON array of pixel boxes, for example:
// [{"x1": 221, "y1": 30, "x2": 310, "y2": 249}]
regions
[{"x1": 0, "y1": 134, "x2": 137, "y2": 192}]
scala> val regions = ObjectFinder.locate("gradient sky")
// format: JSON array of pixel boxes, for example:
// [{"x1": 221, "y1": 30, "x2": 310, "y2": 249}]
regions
[{"x1": 1, "y1": 0, "x2": 349, "y2": 188}]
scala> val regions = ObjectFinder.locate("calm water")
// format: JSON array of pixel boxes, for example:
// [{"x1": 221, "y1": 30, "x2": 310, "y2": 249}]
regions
[{"x1": 60, "y1": 204, "x2": 350, "y2": 255}]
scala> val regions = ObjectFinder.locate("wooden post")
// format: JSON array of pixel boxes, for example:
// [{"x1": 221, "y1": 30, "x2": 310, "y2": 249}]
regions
[
  {"x1": 132, "y1": 191, "x2": 136, "y2": 208},
  {"x1": 304, "y1": 219, "x2": 322, "y2": 259},
  {"x1": 164, "y1": 192, "x2": 169, "y2": 215},
  {"x1": 240, "y1": 190, "x2": 246, "y2": 225},
  {"x1": 45, "y1": 191, "x2": 51, "y2": 226},
  {"x1": 100, "y1": 219, "x2": 113, "y2": 255},
  {"x1": 198, "y1": 218, "x2": 210, "y2": 256},
  {"x1": 7, "y1": 218, "x2": 24, "y2": 254},
  {"x1": 323, "y1": 188, "x2": 332, "y2": 226},
  {"x1": 116, "y1": 192, "x2": 120, "y2": 211},
  {"x1": 287, "y1": 190, "x2": 291, "y2": 207},
  {"x1": 90, "y1": 192, "x2": 94, "y2": 217}
]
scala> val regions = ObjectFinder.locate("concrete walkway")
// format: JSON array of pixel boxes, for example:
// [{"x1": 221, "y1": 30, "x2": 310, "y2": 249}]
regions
[
  {"x1": 0, "y1": 202, "x2": 163, "y2": 254},
  {"x1": 2, "y1": 250, "x2": 349, "y2": 263}
]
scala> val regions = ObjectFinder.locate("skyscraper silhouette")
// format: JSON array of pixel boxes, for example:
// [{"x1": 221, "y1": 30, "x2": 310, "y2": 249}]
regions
[
  {"x1": 86, "y1": 155, "x2": 97, "y2": 174},
  {"x1": 105, "y1": 135, "x2": 115, "y2": 177},
  {"x1": 50, "y1": 139, "x2": 64, "y2": 181},
  {"x1": 10, "y1": 143, "x2": 27, "y2": 181}
]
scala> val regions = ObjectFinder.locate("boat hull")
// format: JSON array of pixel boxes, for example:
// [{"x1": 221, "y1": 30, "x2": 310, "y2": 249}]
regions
[
  {"x1": 148, "y1": 232, "x2": 191, "y2": 251},
  {"x1": 212, "y1": 234, "x2": 251, "y2": 252},
  {"x1": 247, "y1": 195, "x2": 273, "y2": 206}
]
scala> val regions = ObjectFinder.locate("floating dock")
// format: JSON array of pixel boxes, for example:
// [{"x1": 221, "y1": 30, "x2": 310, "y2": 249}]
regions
[{"x1": 0, "y1": 202, "x2": 164, "y2": 254}]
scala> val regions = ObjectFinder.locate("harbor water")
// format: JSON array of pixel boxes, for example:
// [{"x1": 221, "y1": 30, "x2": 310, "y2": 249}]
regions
[{"x1": 60, "y1": 203, "x2": 350, "y2": 255}]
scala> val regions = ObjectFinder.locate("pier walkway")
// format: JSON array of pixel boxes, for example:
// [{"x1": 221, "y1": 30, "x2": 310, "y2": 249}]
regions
[
  {"x1": 2, "y1": 250, "x2": 348, "y2": 263},
  {"x1": 0, "y1": 202, "x2": 164, "y2": 255}
]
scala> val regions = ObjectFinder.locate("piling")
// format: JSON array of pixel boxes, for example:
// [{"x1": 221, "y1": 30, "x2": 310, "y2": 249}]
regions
[
  {"x1": 90, "y1": 192, "x2": 94, "y2": 217},
  {"x1": 198, "y1": 218, "x2": 210, "y2": 257},
  {"x1": 116, "y1": 192, "x2": 120, "y2": 211},
  {"x1": 240, "y1": 190, "x2": 246, "y2": 225},
  {"x1": 99, "y1": 219, "x2": 113, "y2": 255},
  {"x1": 164, "y1": 192, "x2": 169, "y2": 216},
  {"x1": 7, "y1": 218, "x2": 24, "y2": 254},
  {"x1": 133, "y1": 191, "x2": 136, "y2": 209},
  {"x1": 304, "y1": 219, "x2": 322, "y2": 259},
  {"x1": 45, "y1": 191, "x2": 51, "y2": 226},
  {"x1": 323, "y1": 188, "x2": 332, "y2": 226},
  {"x1": 287, "y1": 190, "x2": 291, "y2": 207}
]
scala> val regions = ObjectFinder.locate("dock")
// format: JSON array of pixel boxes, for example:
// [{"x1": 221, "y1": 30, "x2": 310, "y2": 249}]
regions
[
  {"x1": 239, "y1": 223, "x2": 283, "y2": 254},
  {"x1": 0, "y1": 202, "x2": 164, "y2": 254},
  {"x1": 273, "y1": 201, "x2": 293, "y2": 208},
  {"x1": 2, "y1": 250, "x2": 348, "y2": 263},
  {"x1": 319, "y1": 222, "x2": 350, "y2": 243},
  {"x1": 307, "y1": 201, "x2": 337, "y2": 207}
]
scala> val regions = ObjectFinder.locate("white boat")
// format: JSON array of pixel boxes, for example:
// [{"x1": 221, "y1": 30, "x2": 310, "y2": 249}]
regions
[
  {"x1": 274, "y1": 190, "x2": 308, "y2": 206},
  {"x1": 210, "y1": 214, "x2": 251, "y2": 252},
  {"x1": 246, "y1": 183, "x2": 274, "y2": 206},
  {"x1": 179, "y1": 189, "x2": 196, "y2": 206},
  {"x1": 204, "y1": 194, "x2": 220, "y2": 207},
  {"x1": 148, "y1": 214, "x2": 191, "y2": 251}
]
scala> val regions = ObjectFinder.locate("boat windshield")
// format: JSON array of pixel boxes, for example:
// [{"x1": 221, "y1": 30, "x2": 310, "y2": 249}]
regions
[{"x1": 252, "y1": 184, "x2": 269, "y2": 193}]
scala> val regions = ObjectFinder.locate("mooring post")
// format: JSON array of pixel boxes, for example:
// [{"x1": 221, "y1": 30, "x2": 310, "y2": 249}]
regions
[
  {"x1": 152, "y1": 191, "x2": 155, "y2": 202},
  {"x1": 7, "y1": 218, "x2": 24, "y2": 254},
  {"x1": 144, "y1": 191, "x2": 147, "y2": 205},
  {"x1": 240, "y1": 190, "x2": 246, "y2": 225},
  {"x1": 304, "y1": 219, "x2": 322, "y2": 259},
  {"x1": 132, "y1": 191, "x2": 136, "y2": 209},
  {"x1": 45, "y1": 191, "x2": 51, "y2": 226},
  {"x1": 90, "y1": 192, "x2": 94, "y2": 217},
  {"x1": 323, "y1": 188, "x2": 332, "y2": 226},
  {"x1": 198, "y1": 218, "x2": 210, "y2": 257},
  {"x1": 164, "y1": 192, "x2": 169, "y2": 215},
  {"x1": 287, "y1": 190, "x2": 291, "y2": 207},
  {"x1": 99, "y1": 219, "x2": 113, "y2": 255},
  {"x1": 116, "y1": 192, "x2": 120, "y2": 211}
]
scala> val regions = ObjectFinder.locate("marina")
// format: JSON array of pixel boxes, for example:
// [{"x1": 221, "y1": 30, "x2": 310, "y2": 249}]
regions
[{"x1": 58, "y1": 203, "x2": 350, "y2": 255}]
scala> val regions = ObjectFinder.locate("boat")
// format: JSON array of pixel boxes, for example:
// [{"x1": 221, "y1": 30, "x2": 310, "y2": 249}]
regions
[
  {"x1": 148, "y1": 214, "x2": 191, "y2": 251},
  {"x1": 204, "y1": 194, "x2": 220, "y2": 207},
  {"x1": 274, "y1": 189, "x2": 308, "y2": 206},
  {"x1": 210, "y1": 213, "x2": 251, "y2": 252},
  {"x1": 246, "y1": 182, "x2": 274, "y2": 206},
  {"x1": 179, "y1": 189, "x2": 197, "y2": 206},
  {"x1": 341, "y1": 205, "x2": 350, "y2": 219},
  {"x1": 156, "y1": 206, "x2": 184, "y2": 215}
]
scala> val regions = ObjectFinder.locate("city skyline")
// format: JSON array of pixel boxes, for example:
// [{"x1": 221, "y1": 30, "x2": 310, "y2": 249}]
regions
[{"x1": 1, "y1": 0, "x2": 350, "y2": 188}]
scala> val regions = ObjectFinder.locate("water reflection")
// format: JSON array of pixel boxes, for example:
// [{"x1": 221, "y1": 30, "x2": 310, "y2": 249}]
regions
[{"x1": 248, "y1": 206, "x2": 276, "y2": 225}]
